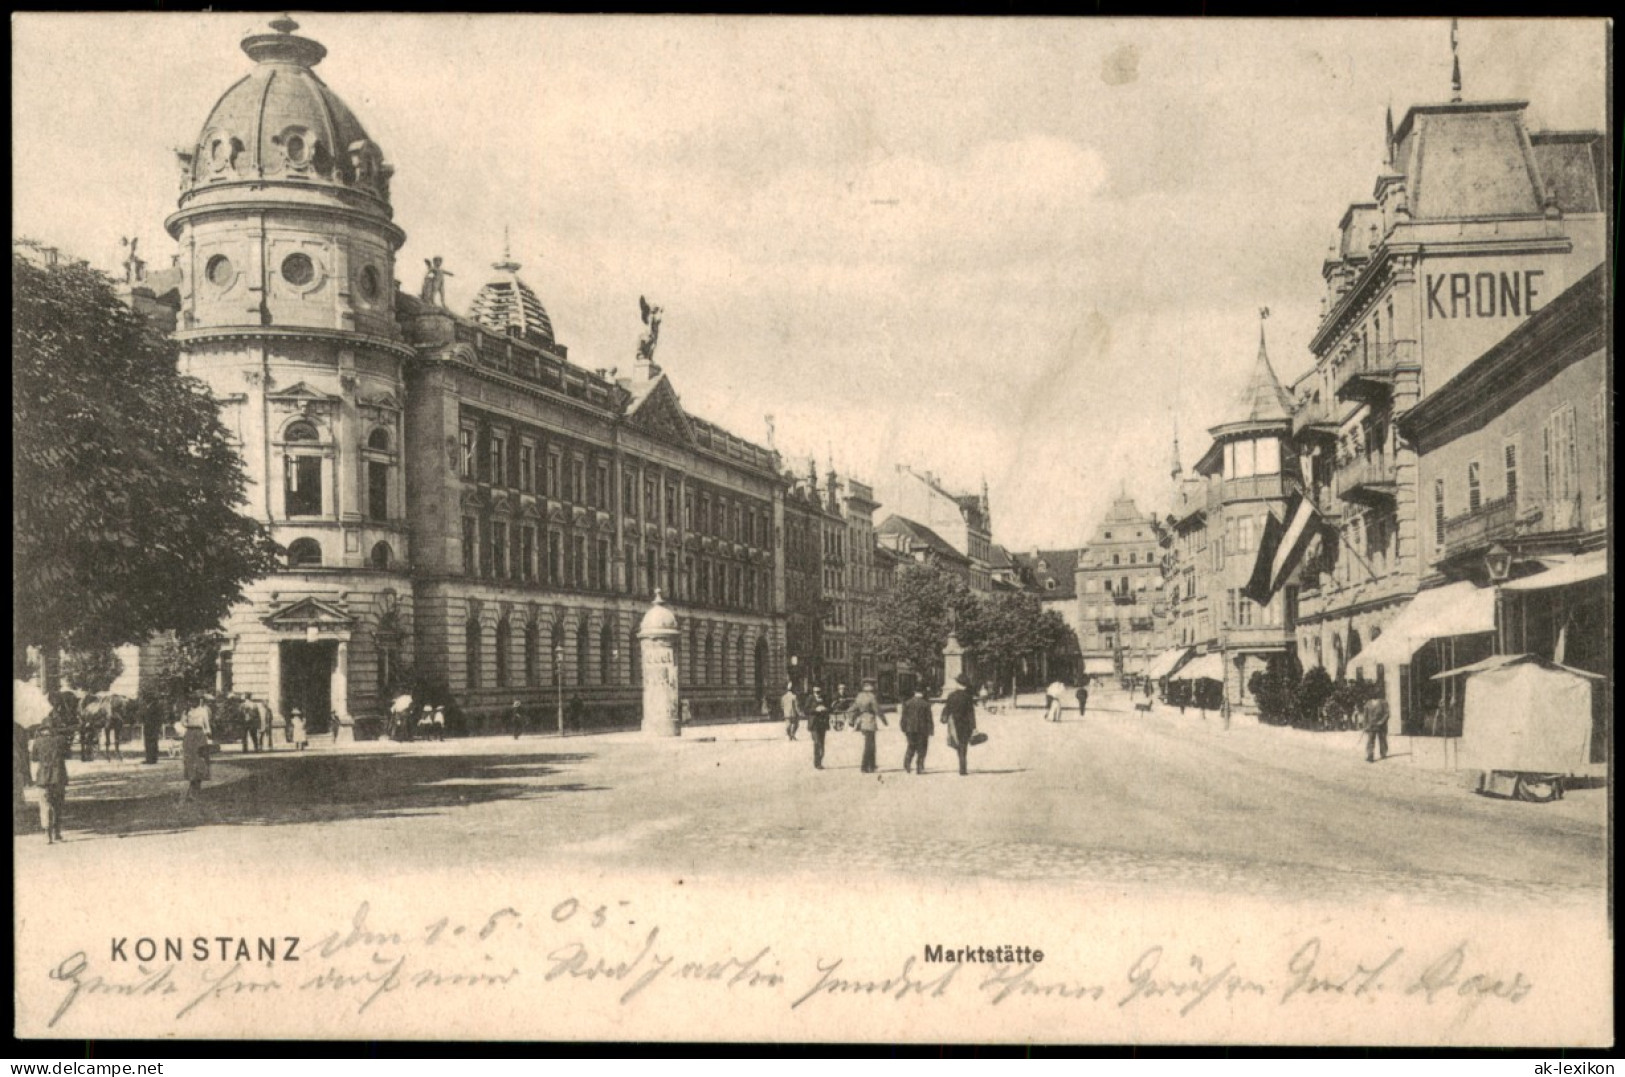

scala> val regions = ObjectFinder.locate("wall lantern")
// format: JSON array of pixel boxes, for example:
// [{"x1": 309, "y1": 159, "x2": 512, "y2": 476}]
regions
[{"x1": 1484, "y1": 543, "x2": 1513, "y2": 584}]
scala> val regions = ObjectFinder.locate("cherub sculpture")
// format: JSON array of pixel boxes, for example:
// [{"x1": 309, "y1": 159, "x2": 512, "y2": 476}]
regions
[
  {"x1": 637, "y1": 295, "x2": 663, "y2": 363},
  {"x1": 421, "y1": 256, "x2": 453, "y2": 307}
]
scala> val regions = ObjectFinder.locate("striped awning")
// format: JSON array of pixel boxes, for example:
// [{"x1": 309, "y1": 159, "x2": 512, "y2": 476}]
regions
[
  {"x1": 1172, "y1": 652, "x2": 1225, "y2": 682},
  {"x1": 1146, "y1": 647, "x2": 1192, "y2": 680}
]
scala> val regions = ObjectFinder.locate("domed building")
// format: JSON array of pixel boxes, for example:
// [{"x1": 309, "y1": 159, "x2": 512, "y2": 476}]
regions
[{"x1": 161, "y1": 18, "x2": 788, "y2": 732}]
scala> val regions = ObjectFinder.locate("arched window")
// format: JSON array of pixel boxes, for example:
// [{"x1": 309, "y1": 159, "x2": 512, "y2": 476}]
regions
[
  {"x1": 720, "y1": 636, "x2": 730, "y2": 685},
  {"x1": 550, "y1": 622, "x2": 565, "y2": 685},
  {"x1": 367, "y1": 427, "x2": 391, "y2": 451},
  {"x1": 1332, "y1": 634, "x2": 1345, "y2": 680},
  {"x1": 287, "y1": 538, "x2": 322, "y2": 567},
  {"x1": 736, "y1": 636, "x2": 746, "y2": 687},
  {"x1": 466, "y1": 619, "x2": 483, "y2": 689},
  {"x1": 525, "y1": 622, "x2": 539, "y2": 687},
  {"x1": 370, "y1": 542, "x2": 392, "y2": 570},
  {"x1": 629, "y1": 627, "x2": 641, "y2": 686},
  {"x1": 365, "y1": 428, "x2": 391, "y2": 522},
  {"x1": 575, "y1": 620, "x2": 589, "y2": 687},
  {"x1": 600, "y1": 624, "x2": 614, "y2": 684},
  {"x1": 495, "y1": 617, "x2": 511, "y2": 689},
  {"x1": 285, "y1": 421, "x2": 319, "y2": 443},
  {"x1": 704, "y1": 636, "x2": 715, "y2": 686}
]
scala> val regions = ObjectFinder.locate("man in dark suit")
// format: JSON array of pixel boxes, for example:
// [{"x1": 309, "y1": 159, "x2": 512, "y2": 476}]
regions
[
  {"x1": 942, "y1": 675, "x2": 978, "y2": 776},
  {"x1": 806, "y1": 687, "x2": 832, "y2": 770},
  {"x1": 899, "y1": 686, "x2": 933, "y2": 774}
]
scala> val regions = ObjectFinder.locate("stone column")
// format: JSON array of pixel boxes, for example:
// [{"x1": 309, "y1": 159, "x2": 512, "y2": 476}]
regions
[
  {"x1": 942, "y1": 632, "x2": 966, "y2": 690},
  {"x1": 332, "y1": 640, "x2": 350, "y2": 734},
  {"x1": 266, "y1": 639, "x2": 283, "y2": 721},
  {"x1": 639, "y1": 592, "x2": 681, "y2": 737}
]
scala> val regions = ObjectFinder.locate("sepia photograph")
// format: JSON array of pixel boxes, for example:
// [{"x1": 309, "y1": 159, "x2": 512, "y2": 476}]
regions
[{"x1": 11, "y1": 13, "x2": 1612, "y2": 1047}]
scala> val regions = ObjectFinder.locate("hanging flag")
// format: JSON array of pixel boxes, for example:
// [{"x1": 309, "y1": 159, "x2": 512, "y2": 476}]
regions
[
  {"x1": 1242, "y1": 509, "x2": 1286, "y2": 605},
  {"x1": 1242, "y1": 492, "x2": 1323, "y2": 605}
]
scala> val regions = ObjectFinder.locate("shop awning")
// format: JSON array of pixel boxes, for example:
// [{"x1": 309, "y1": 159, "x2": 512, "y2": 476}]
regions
[
  {"x1": 1349, "y1": 581, "x2": 1497, "y2": 675},
  {"x1": 1146, "y1": 647, "x2": 1192, "y2": 680},
  {"x1": 1501, "y1": 549, "x2": 1608, "y2": 591},
  {"x1": 1172, "y1": 652, "x2": 1225, "y2": 682},
  {"x1": 1083, "y1": 658, "x2": 1116, "y2": 675}
]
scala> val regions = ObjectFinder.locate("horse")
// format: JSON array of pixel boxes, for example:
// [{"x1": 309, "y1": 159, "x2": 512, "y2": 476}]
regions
[{"x1": 82, "y1": 693, "x2": 133, "y2": 762}]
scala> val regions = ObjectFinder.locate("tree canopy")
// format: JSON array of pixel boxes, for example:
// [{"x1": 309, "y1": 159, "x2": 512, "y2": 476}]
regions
[{"x1": 13, "y1": 252, "x2": 281, "y2": 657}]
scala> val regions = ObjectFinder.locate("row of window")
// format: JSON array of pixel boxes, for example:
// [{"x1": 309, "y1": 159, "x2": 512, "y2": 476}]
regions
[
  {"x1": 460, "y1": 422, "x2": 773, "y2": 547},
  {"x1": 464, "y1": 619, "x2": 766, "y2": 691},
  {"x1": 459, "y1": 515, "x2": 772, "y2": 612}
]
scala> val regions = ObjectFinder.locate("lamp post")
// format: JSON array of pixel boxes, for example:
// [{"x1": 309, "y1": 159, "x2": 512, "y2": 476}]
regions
[{"x1": 554, "y1": 643, "x2": 565, "y2": 738}]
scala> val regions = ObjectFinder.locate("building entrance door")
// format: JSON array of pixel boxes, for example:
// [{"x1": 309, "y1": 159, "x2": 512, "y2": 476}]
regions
[{"x1": 280, "y1": 641, "x2": 336, "y2": 734}]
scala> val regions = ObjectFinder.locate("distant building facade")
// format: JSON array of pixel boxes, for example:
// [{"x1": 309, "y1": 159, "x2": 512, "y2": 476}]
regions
[
  {"x1": 1074, "y1": 496, "x2": 1165, "y2": 678},
  {"x1": 879, "y1": 466, "x2": 993, "y2": 591}
]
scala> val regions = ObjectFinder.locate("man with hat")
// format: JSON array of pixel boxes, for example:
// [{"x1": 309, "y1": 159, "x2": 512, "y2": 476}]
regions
[
  {"x1": 899, "y1": 684, "x2": 934, "y2": 774},
  {"x1": 509, "y1": 699, "x2": 526, "y2": 740},
  {"x1": 850, "y1": 677, "x2": 888, "y2": 774},
  {"x1": 30, "y1": 717, "x2": 71, "y2": 843},
  {"x1": 806, "y1": 687, "x2": 832, "y2": 770},
  {"x1": 942, "y1": 674, "x2": 978, "y2": 776}
]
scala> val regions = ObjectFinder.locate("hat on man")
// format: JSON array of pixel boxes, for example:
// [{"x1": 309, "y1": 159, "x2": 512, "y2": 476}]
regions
[
  {"x1": 955, "y1": 674, "x2": 971, "y2": 688},
  {"x1": 862, "y1": 677, "x2": 876, "y2": 688}
]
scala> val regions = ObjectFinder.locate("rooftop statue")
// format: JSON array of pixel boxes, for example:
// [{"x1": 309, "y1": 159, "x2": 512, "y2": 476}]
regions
[
  {"x1": 637, "y1": 295, "x2": 663, "y2": 363},
  {"x1": 421, "y1": 256, "x2": 453, "y2": 308}
]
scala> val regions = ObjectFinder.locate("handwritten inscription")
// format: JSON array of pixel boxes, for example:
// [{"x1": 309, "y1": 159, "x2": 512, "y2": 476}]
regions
[{"x1": 41, "y1": 899, "x2": 1537, "y2": 1032}]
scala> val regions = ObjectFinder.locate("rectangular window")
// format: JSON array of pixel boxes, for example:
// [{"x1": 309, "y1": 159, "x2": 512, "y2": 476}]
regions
[
  {"x1": 462, "y1": 516, "x2": 478, "y2": 574},
  {"x1": 1467, "y1": 461, "x2": 1482, "y2": 512},
  {"x1": 596, "y1": 540, "x2": 610, "y2": 591},
  {"x1": 478, "y1": 516, "x2": 492, "y2": 577},
  {"x1": 490, "y1": 434, "x2": 508, "y2": 488},
  {"x1": 545, "y1": 453, "x2": 561, "y2": 499},
  {"x1": 285, "y1": 455, "x2": 322, "y2": 517},
  {"x1": 1433, "y1": 479, "x2": 1447, "y2": 550},
  {"x1": 459, "y1": 428, "x2": 476, "y2": 480},
  {"x1": 519, "y1": 444, "x2": 535, "y2": 493},
  {"x1": 1545, "y1": 404, "x2": 1578, "y2": 501},
  {"x1": 646, "y1": 549, "x2": 658, "y2": 595},
  {"x1": 1594, "y1": 390, "x2": 1607, "y2": 500},
  {"x1": 1238, "y1": 515, "x2": 1254, "y2": 554},
  {"x1": 571, "y1": 536, "x2": 586, "y2": 588},
  {"x1": 689, "y1": 494, "x2": 701, "y2": 533},
  {"x1": 521, "y1": 525, "x2": 536, "y2": 582},
  {"x1": 548, "y1": 531, "x2": 562, "y2": 586},
  {"x1": 1504, "y1": 440, "x2": 1519, "y2": 507},
  {"x1": 645, "y1": 478, "x2": 658, "y2": 521},
  {"x1": 571, "y1": 459, "x2": 586, "y2": 504},
  {"x1": 625, "y1": 545, "x2": 637, "y2": 594},
  {"x1": 665, "y1": 484, "x2": 678, "y2": 526},
  {"x1": 491, "y1": 520, "x2": 508, "y2": 579},
  {"x1": 623, "y1": 469, "x2": 637, "y2": 517},
  {"x1": 367, "y1": 460, "x2": 389, "y2": 521}
]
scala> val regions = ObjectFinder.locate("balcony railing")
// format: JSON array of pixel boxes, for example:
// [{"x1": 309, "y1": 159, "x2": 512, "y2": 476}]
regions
[
  {"x1": 1441, "y1": 495, "x2": 1517, "y2": 559},
  {"x1": 1111, "y1": 590, "x2": 1137, "y2": 605},
  {"x1": 1095, "y1": 619, "x2": 1119, "y2": 632},
  {"x1": 1222, "y1": 473, "x2": 1290, "y2": 502},
  {"x1": 1336, "y1": 453, "x2": 1398, "y2": 505},
  {"x1": 1334, "y1": 341, "x2": 1411, "y2": 406},
  {"x1": 1291, "y1": 399, "x2": 1340, "y2": 445}
]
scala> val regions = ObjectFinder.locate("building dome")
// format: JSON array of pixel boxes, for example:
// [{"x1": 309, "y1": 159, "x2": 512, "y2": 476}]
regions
[
  {"x1": 181, "y1": 16, "x2": 392, "y2": 205},
  {"x1": 470, "y1": 247, "x2": 556, "y2": 346}
]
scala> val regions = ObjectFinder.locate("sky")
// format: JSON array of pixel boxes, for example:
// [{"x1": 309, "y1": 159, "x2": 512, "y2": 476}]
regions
[{"x1": 12, "y1": 15, "x2": 1608, "y2": 550}]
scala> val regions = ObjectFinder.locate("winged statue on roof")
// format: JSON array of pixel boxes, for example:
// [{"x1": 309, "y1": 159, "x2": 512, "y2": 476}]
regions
[{"x1": 638, "y1": 295, "x2": 663, "y2": 364}]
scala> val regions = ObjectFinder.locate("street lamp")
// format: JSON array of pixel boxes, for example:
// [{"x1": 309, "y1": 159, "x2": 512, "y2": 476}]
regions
[
  {"x1": 1484, "y1": 542, "x2": 1512, "y2": 584},
  {"x1": 553, "y1": 644, "x2": 565, "y2": 738}
]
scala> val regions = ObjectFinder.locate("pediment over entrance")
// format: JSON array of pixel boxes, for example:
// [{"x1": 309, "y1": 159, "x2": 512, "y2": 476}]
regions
[
  {"x1": 262, "y1": 596, "x2": 356, "y2": 632},
  {"x1": 267, "y1": 381, "x2": 340, "y2": 404}
]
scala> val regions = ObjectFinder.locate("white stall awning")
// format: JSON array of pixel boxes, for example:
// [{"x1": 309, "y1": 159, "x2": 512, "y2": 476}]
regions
[
  {"x1": 1146, "y1": 647, "x2": 1192, "y2": 680},
  {"x1": 1349, "y1": 581, "x2": 1496, "y2": 675},
  {"x1": 1501, "y1": 549, "x2": 1608, "y2": 591},
  {"x1": 1172, "y1": 652, "x2": 1225, "y2": 682}
]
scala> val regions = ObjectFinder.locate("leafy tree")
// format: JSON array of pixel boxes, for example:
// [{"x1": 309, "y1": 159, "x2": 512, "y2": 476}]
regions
[
  {"x1": 62, "y1": 647, "x2": 124, "y2": 695},
  {"x1": 142, "y1": 632, "x2": 222, "y2": 710},
  {"x1": 870, "y1": 566, "x2": 980, "y2": 690},
  {"x1": 974, "y1": 592, "x2": 1074, "y2": 694},
  {"x1": 13, "y1": 252, "x2": 281, "y2": 671},
  {"x1": 1293, "y1": 666, "x2": 1335, "y2": 729}
]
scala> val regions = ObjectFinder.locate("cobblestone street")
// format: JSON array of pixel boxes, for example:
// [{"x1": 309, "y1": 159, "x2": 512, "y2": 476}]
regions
[{"x1": 18, "y1": 688, "x2": 1605, "y2": 910}]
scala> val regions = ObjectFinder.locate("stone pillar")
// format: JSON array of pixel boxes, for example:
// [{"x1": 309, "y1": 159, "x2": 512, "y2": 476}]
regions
[
  {"x1": 332, "y1": 640, "x2": 350, "y2": 731},
  {"x1": 266, "y1": 639, "x2": 283, "y2": 721},
  {"x1": 639, "y1": 592, "x2": 681, "y2": 737},
  {"x1": 942, "y1": 632, "x2": 966, "y2": 690}
]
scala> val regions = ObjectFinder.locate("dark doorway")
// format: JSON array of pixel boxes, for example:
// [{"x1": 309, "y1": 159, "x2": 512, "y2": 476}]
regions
[{"x1": 281, "y1": 641, "x2": 336, "y2": 733}]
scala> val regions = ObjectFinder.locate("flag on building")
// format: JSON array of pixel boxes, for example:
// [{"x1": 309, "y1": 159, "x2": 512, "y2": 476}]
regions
[{"x1": 1242, "y1": 491, "x2": 1320, "y2": 605}]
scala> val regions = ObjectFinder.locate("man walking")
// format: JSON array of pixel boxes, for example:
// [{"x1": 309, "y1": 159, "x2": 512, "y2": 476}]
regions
[
  {"x1": 1075, "y1": 680, "x2": 1089, "y2": 719},
  {"x1": 851, "y1": 678, "x2": 888, "y2": 774},
  {"x1": 31, "y1": 719, "x2": 70, "y2": 843},
  {"x1": 509, "y1": 699, "x2": 526, "y2": 740},
  {"x1": 781, "y1": 683, "x2": 803, "y2": 741},
  {"x1": 1362, "y1": 687, "x2": 1389, "y2": 763},
  {"x1": 807, "y1": 687, "x2": 831, "y2": 770},
  {"x1": 942, "y1": 674, "x2": 978, "y2": 776},
  {"x1": 899, "y1": 686, "x2": 933, "y2": 774},
  {"x1": 1044, "y1": 681, "x2": 1065, "y2": 723}
]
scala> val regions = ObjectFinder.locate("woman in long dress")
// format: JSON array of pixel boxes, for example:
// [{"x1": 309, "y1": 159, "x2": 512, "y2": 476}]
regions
[{"x1": 180, "y1": 695, "x2": 213, "y2": 802}]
